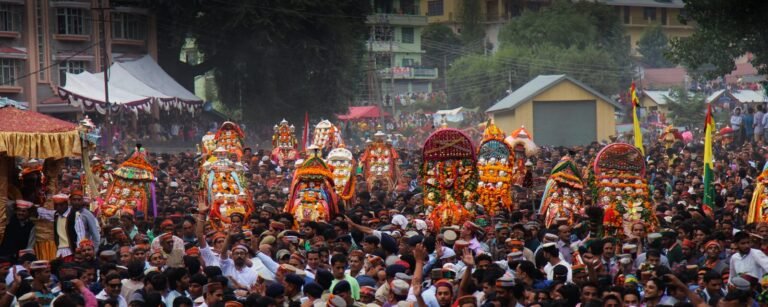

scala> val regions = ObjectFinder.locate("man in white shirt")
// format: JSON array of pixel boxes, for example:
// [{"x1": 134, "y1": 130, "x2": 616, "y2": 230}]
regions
[
  {"x1": 729, "y1": 231, "x2": 768, "y2": 283},
  {"x1": 36, "y1": 193, "x2": 88, "y2": 259},
  {"x1": 220, "y1": 244, "x2": 259, "y2": 289},
  {"x1": 96, "y1": 273, "x2": 128, "y2": 307},
  {"x1": 541, "y1": 243, "x2": 572, "y2": 282}
]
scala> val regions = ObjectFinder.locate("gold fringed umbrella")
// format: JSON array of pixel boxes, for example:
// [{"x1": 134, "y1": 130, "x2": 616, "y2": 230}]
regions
[{"x1": 0, "y1": 104, "x2": 81, "y2": 260}]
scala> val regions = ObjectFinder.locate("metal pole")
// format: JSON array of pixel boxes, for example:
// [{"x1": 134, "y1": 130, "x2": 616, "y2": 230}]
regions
[
  {"x1": 389, "y1": 22, "x2": 395, "y2": 131},
  {"x1": 97, "y1": 0, "x2": 112, "y2": 152}
]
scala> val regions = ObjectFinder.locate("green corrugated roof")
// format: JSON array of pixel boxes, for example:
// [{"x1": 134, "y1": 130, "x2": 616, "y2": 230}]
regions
[{"x1": 486, "y1": 75, "x2": 621, "y2": 113}]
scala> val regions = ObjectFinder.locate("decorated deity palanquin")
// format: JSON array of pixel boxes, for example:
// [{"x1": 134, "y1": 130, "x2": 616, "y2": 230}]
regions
[
  {"x1": 271, "y1": 119, "x2": 299, "y2": 167},
  {"x1": 312, "y1": 120, "x2": 341, "y2": 152},
  {"x1": 214, "y1": 122, "x2": 245, "y2": 161},
  {"x1": 504, "y1": 126, "x2": 539, "y2": 188},
  {"x1": 200, "y1": 122, "x2": 253, "y2": 230},
  {"x1": 592, "y1": 143, "x2": 657, "y2": 237},
  {"x1": 101, "y1": 146, "x2": 154, "y2": 219},
  {"x1": 475, "y1": 121, "x2": 513, "y2": 216},
  {"x1": 539, "y1": 157, "x2": 584, "y2": 229},
  {"x1": 421, "y1": 126, "x2": 478, "y2": 229},
  {"x1": 285, "y1": 146, "x2": 340, "y2": 223},
  {"x1": 326, "y1": 146, "x2": 355, "y2": 202},
  {"x1": 749, "y1": 164, "x2": 768, "y2": 224},
  {"x1": 360, "y1": 131, "x2": 399, "y2": 193},
  {"x1": 659, "y1": 125, "x2": 683, "y2": 149}
]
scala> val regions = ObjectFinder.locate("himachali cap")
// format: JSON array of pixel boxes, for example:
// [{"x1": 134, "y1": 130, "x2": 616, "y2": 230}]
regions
[
  {"x1": 15, "y1": 200, "x2": 33, "y2": 209},
  {"x1": 395, "y1": 272, "x2": 413, "y2": 282},
  {"x1": 160, "y1": 219, "x2": 174, "y2": 228},
  {"x1": 186, "y1": 247, "x2": 200, "y2": 256},
  {"x1": 704, "y1": 240, "x2": 721, "y2": 250},
  {"x1": 541, "y1": 242, "x2": 556, "y2": 248},
  {"x1": 731, "y1": 277, "x2": 752, "y2": 291},
  {"x1": 52, "y1": 194, "x2": 69, "y2": 203},
  {"x1": 622, "y1": 244, "x2": 638, "y2": 252},
  {"x1": 647, "y1": 232, "x2": 662, "y2": 241},
  {"x1": 507, "y1": 251, "x2": 523, "y2": 259},
  {"x1": 327, "y1": 295, "x2": 347, "y2": 307},
  {"x1": 159, "y1": 232, "x2": 174, "y2": 242},
  {"x1": 442, "y1": 230, "x2": 457, "y2": 245},
  {"x1": 496, "y1": 272, "x2": 515, "y2": 288},
  {"x1": 30, "y1": 260, "x2": 49, "y2": 270},
  {"x1": 224, "y1": 302, "x2": 243, "y2": 307},
  {"x1": 453, "y1": 240, "x2": 469, "y2": 248},
  {"x1": 110, "y1": 227, "x2": 124, "y2": 235},
  {"x1": 391, "y1": 279, "x2": 410, "y2": 296},
  {"x1": 69, "y1": 189, "x2": 83, "y2": 198},
  {"x1": 270, "y1": 221, "x2": 286, "y2": 231},
  {"x1": 231, "y1": 244, "x2": 249, "y2": 253},
  {"x1": 18, "y1": 249, "x2": 34, "y2": 257},
  {"x1": 543, "y1": 233, "x2": 559, "y2": 242}
]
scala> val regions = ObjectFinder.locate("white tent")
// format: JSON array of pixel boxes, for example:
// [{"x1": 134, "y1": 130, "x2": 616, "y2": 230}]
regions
[
  {"x1": 57, "y1": 55, "x2": 202, "y2": 114},
  {"x1": 433, "y1": 107, "x2": 467, "y2": 126},
  {"x1": 706, "y1": 89, "x2": 767, "y2": 104}
]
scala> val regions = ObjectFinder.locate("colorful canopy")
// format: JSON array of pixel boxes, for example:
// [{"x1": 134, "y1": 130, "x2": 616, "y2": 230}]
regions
[
  {"x1": 0, "y1": 106, "x2": 81, "y2": 159},
  {"x1": 337, "y1": 106, "x2": 390, "y2": 120}
]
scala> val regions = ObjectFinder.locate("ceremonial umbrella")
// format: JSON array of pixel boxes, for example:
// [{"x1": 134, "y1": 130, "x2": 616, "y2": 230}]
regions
[{"x1": 0, "y1": 103, "x2": 82, "y2": 259}]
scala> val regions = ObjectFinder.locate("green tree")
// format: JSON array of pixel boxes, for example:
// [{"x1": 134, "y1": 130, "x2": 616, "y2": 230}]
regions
[
  {"x1": 459, "y1": 0, "x2": 485, "y2": 52},
  {"x1": 146, "y1": 0, "x2": 370, "y2": 126},
  {"x1": 667, "y1": 0, "x2": 768, "y2": 79},
  {"x1": 449, "y1": 0, "x2": 631, "y2": 108},
  {"x1": 637, "y1": 25, "x2": 673, "y2": 68},
  {"x1": 665, "y1": 88, "x2": 707, "y2": 129}
]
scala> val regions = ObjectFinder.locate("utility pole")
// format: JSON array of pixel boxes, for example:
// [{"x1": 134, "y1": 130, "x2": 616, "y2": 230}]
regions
[
  {"x1": 93, "y1": 0, "x2": 112, "y2": 151},
  {"x1": 443, "y1": 54, "x2": 448, "y2": 92},
  {"x1": 388, "y1": 18, "x2": 395, "y2": 131},
  {"x1": 368, "y1": 21, "x2": 385, "y2": 128}
]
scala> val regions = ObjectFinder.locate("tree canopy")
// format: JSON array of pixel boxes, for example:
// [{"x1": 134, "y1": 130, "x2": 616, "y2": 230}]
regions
[
  {"x1": 147, "y1": 0, "x2": 370, "y2": 125},
  {"x1": 637, "y1": 25, "x2": 674, "y2": 68},
  {"x1": 665, "y1": 88, "x2": 707, "y2": 129},
  {"x1": 667, "y1": 0, "x2": 768, "y2": 80},
  {"x1": 448, "y1": 0, "x2": 631, "y2": 109}
]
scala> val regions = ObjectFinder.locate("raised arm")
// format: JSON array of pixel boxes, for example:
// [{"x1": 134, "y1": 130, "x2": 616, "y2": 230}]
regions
[{"x1": 457, "y1": 248, "x2": 475, "y2": 297}]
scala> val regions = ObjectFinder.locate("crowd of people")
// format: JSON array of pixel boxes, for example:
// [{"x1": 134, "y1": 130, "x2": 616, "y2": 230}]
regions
[{"x1": 2, "y1": 118, "x2": 768, "y2": 307}]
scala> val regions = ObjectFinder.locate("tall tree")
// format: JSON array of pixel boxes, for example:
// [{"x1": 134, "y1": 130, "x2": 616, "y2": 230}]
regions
[
  {"x1": 449, "y1": 0, "x2": 631, "y2": 108},
  {"x1": 665, "y1": 87, "x2": 706, "y2": 129},
  {"x1": 146, "y1": 0, "x2": 370, "y2": 127},
  {"x1": 668, "y1": 0, "x2": 768, "y2": 80},
  {"x1": 637, "y1": 26, "x2": 673, "y2": 68},
  {"x1": 459, "y1": 0, "x2": 485, "y2": 52}
]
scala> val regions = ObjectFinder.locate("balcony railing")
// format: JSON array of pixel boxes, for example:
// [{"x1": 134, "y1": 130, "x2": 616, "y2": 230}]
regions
[
  {"x1": 367, "y1": 13, "x2": 427, "y2": 26},
  {"x1": 378, "y1": 66, "x2": 439, "y2": 80}
]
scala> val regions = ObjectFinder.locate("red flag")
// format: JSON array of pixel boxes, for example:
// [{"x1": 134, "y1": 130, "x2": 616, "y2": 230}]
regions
[{"x1": 302, "y1": 112, "x2": 309, "y2": 151}]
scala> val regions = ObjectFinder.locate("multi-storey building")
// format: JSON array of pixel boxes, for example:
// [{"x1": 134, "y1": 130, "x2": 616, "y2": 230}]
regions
[
  {"x1": 420, "y1": 0, "x2": 693, "y2": 56},
  {"x1": 599, "y1": 0, "x2": 694, "y2": 56},
  {"x1": 0, "y1": 0, "x2": 156, "y2": 113},
  {"x1": 367, "y1": 0, "x2": 438, "y2": 104}
]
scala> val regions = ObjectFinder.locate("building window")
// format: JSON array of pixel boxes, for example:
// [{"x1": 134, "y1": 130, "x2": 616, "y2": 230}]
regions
[
  {"x1": 56, "y1": 8, "x2": 87, "y2": 35},
  {"x1": 427, "y1": 0, "x2": 443, "y2": 16},
  {"x1": 643, "y1": 7, "x2": 656, "y2": 21},
  {"x1": 0, "y1": 4, "x2": 21, "y2": 32},
  {"x1": 58, "y1": 60, "x2": 86, "y2": 85},
  {"x1": 401, "y1": 27, "x2": 414, "y2": 44},
  {"x1": 36, "y1": 0, "x2": 46, "y2": 81},
  {"x1": 112, "y1": 13, "x2": 147, "y2": 40},
  {"x1": 0, "y1": 59, "x2": 19, "y2": 86},
  {"x1": 623, "y1": 6, "x2": 630, "y2": 24},
  {"x1": 661, "y1": 8, "x2": 667, "y2": 25},
  {"x1": 373, "y1": 26, "x2": 392, "y2": 41},
  {"x1": 402, "y1": 58, "x2": 414, "y2": 67}
]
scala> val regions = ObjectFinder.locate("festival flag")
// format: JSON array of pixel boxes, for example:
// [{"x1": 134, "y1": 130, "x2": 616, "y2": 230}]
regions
[
  {"x1": 302, "y1": 111, "x2": 310, "y2": 151},
  {"x1": 702, "y1": 103, "x2": 715, "y2": 217},
  {"x1": 630, "y1": 82, "x2": 644, "y2": 155}
]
